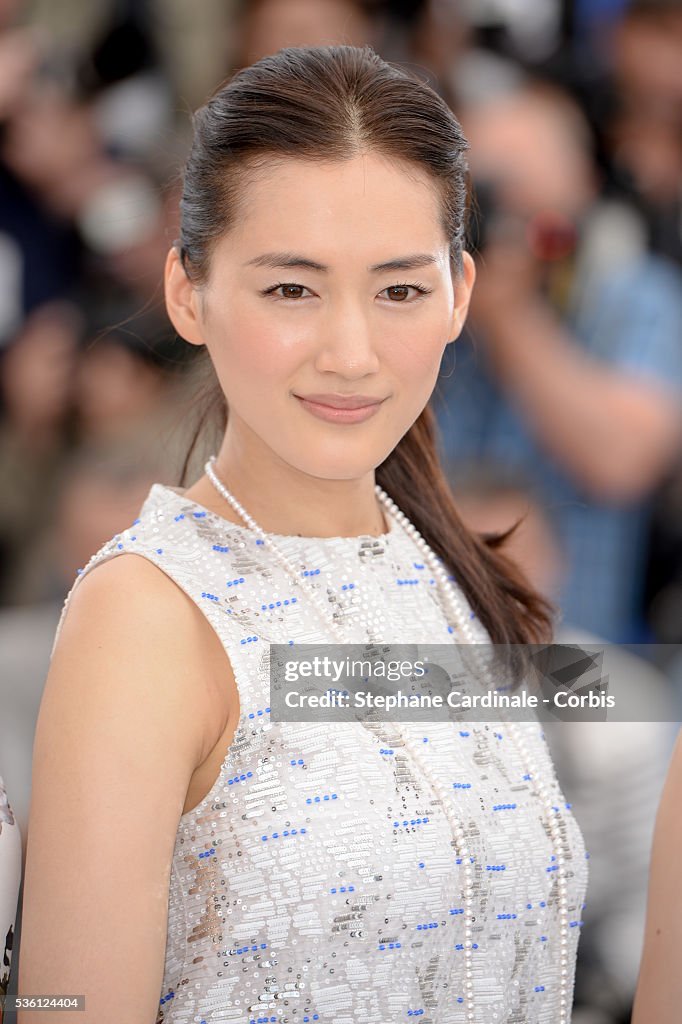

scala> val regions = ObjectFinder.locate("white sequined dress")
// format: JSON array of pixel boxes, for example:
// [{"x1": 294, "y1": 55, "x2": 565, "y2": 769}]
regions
[{"x1": 52, "y1": 483, "x2": 588, "y2": 1023}]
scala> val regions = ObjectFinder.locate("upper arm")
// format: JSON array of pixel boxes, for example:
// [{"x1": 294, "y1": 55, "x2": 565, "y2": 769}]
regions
[
  {"x1": 632, "y1": 729, "x2": 682, "y2": 1023},
  {"x1": 18, "y1": 553, "x2": 228, "y2": 1024}
]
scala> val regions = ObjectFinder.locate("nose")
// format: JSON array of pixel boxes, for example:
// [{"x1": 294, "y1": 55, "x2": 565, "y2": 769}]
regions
[{"x1": 313, "y1": 303, "x2": 381, "y2": 378}]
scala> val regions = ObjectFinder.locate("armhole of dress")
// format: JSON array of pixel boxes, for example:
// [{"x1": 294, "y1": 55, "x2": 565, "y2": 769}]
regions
[{"x1": 48, "y1": 550, "x2": 246, "y2": 821}]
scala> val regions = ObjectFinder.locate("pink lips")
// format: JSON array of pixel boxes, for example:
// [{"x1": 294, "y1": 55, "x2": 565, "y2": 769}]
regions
[{"x1": 294, "y1": 392, "x2": 386, "y2": 424}]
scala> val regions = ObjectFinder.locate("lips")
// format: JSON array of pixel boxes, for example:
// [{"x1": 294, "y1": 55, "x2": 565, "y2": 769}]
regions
[
  {"x1": 294, "y1": 393, "x2": 385, "y2": 409},
  {"x1": 294, "y1": 393, "x2": 387, "y2": 425}
]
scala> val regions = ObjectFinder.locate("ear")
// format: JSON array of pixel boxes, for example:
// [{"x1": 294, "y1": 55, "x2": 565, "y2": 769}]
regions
[
  {"x1": 448, "y1": 251, "x2": 476, "y2": 342},
  {"x1": 164, "y1": 246, "x2": 206, "y2": 347}
]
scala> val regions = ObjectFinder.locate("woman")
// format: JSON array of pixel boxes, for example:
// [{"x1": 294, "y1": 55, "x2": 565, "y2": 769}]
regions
[
  {"x1": 632, "y1": 729, "x2": 682, "y2": 1022},
  {"x1": 19, "y1": 44, "x2": 587, "y2": 1023}
]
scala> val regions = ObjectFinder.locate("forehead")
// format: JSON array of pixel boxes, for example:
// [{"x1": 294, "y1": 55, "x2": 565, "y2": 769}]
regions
[{"x1": 217, "y1": 152, "x2": 446, "y2": 258}]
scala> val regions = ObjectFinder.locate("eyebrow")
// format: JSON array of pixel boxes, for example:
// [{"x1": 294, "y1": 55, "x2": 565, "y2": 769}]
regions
[{"x1": 243, "y1": 251, "x2": 440, "y2": 273}]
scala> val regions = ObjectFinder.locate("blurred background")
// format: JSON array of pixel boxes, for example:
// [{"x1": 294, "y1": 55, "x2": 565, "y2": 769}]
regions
[{"x1": 0, "y1": 1, "x2": 681, "y2": 1020}]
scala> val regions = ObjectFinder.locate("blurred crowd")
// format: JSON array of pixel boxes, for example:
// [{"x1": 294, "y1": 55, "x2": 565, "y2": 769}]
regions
[{"x1": 0, "y1": 1, "x2": 681, "y2": 1021}]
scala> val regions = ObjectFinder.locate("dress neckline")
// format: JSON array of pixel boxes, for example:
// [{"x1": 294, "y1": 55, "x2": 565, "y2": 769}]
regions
[{"x1": 150, "y1": 482, "x2": 397, "y2": 546}]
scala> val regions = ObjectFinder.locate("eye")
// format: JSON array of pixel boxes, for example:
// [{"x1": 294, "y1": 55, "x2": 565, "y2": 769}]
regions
[
  {"x1": 260, "y1": 281, "x2": 434, "y2": 302},
  {"x1": 380, "y1": 281, "x2": 433, "y2": 302},
  {"x1": 260, "y1": 282, "x2": 313, "y2": 301}
]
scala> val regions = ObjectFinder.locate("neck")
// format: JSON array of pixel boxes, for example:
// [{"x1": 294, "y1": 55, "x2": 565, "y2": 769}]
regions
[{"x1": 188, "y1": 440, "x2": 388, "y2": 539}]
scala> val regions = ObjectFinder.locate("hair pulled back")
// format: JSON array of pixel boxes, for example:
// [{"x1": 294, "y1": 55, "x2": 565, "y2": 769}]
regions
[{"x1": 176, "y1": 43, "x2": 557, "y2": 659}]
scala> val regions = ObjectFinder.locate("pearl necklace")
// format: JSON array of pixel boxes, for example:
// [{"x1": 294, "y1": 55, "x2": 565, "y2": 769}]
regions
[{"x1": 204, "y1": 455, "x2": 572, "y2": 1023}]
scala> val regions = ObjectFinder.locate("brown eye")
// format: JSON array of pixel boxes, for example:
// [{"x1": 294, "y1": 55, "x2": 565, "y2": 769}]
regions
[
  {"x1": 279, "y1": 284, "x2": 305, "y2": 299},
  {"x1": 260, "y1": 282, "x2": 311, "y2": 300},
  {"x1": 381, "y1": 282, "x2": 432, "y2": 302}
]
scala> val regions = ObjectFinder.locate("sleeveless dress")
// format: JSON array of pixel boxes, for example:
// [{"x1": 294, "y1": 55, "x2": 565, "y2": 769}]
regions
[
  {"x1": 0, "y1": 775, "x2": 21, "y2": 1020},
  {"x1": 51, "y1": 482, "x2": 588, "y2": 1024}
]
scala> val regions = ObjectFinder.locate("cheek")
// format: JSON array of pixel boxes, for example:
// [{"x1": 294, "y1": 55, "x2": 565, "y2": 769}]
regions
[
  {"x1": 384, "y1": 315, "x2": 449, "y2": 380},
  {"x1": 207, "y1": 300, "x2": 448, "y2": 401},
  {"x1": 208, "y1": 310, "x2": 310, "y2": 393}
]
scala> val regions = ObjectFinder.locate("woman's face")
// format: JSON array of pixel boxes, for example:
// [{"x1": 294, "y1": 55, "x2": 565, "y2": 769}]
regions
[{"x1": 166, "y1": 151, "x2": 475, "y2": 482}]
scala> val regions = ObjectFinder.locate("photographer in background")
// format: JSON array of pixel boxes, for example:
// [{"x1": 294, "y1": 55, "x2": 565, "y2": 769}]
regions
[{"x1": 434, "y1": 78, "x2": 682, "y2": 644}]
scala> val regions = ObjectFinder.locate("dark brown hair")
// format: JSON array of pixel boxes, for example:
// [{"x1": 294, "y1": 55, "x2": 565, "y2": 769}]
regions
[{"x1": 175, "y1": 43, "x2": 558, "y2": 661}]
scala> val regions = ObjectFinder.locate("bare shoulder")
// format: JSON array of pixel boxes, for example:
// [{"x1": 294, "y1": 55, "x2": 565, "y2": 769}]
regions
[
  {"x1": 20, "y1": 551, "x2": 236, "y2": 1019},
  {"x1": 49, "y1": 551, "x2": 233, "y2": 773}
]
